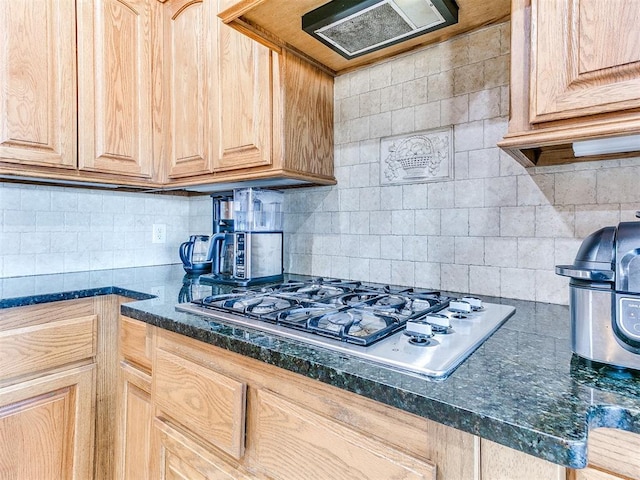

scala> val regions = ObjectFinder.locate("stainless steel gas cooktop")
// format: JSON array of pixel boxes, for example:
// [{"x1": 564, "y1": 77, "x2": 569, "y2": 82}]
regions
[{"x1": 176, "y1": 278, "x2": 515, "y2": 379}]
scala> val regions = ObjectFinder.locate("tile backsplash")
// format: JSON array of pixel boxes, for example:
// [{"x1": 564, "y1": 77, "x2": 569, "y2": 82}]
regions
[
  {"x1": 0, "y1": 183, "x2": 212, "y2": 278},
  {"x1": 283, "y1": 21, "x2": 640, "y2": 305}
]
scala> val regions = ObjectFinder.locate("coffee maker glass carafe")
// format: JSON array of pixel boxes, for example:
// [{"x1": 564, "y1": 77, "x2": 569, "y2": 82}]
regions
[{"x1": 179, "y1": 235, "x2": 213, "y2": 274}]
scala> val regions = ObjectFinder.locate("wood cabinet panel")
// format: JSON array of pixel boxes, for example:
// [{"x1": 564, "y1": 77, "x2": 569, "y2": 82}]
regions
[
  {"x1": 116, "y1": 361, "x2": 153, "y2": 480},
  {"x1": 154, "y1": 345, "x2": 246, "y2": 459},
  {"x1": 120, "y1": 315, "x2": 153, "y2": 373},
  {"x1": 77, "y1": 0, "x2": 157, "y2": 178},
  {"x1": 585, "y1": 428, "x2": 640, "y2": 479},
  {"x1": 0, "y1": 364, "x2": 95, "y2": 480},
  {"x1": 481, "y1": 439, "x2": 565, "y2": 480},
  {"x1": 530, "y1": 0, "x2": 640, "y2": 123},
  {"x1": 0, "y1": 0, "x2": 76, "y2": 168},
  {"x1": 0, "y1": 314, "x2": 96, "y2": 382},
  {"x1": 252, "y1": 389, "x2": 436, "y2": 480},
  {"x1": 164, "y1": 0, "x2": 217, "y2": 179},
  {"x1": 151, "y1": 418, "x2": 252, "y2": 480},
  {"x1": 214, "y1": 20, "x2": 272, "y2": 172}
]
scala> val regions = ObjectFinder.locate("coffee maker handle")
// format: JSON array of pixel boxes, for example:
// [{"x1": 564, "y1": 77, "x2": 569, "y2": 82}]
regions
[
  {"x1": 208, "y1": 233, "x2": 227, "y2": 276},
  {"x1": 179, "y1": 241, "x2": 193, "y2": 268}
]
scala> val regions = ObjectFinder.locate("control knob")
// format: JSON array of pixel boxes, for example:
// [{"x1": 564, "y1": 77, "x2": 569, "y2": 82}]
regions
[{"x1": 462, "y1": 296, "x2": 483, "y2": 311}]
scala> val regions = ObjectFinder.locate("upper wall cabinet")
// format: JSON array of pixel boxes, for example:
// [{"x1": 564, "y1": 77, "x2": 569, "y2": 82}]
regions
[
  {"x1": 164, "y1": 0, "x2": 335, "y2": 188},
  {"x1": 77, "y1": 0, "x2": 159, "y2": 179},
  {"x1": 0, "y1": 1, "x2": 77, "y2": 169},
  {"x1": 163, "y1": 0, "x2": 217, "y2": 179},
  {"x1": 218, "y1": 0, "x2": 511, "y2": 76},
  {"x1": 0, "y1": 0, "x2": 160, "y2": 186},
  {"x1": 498, "y1": 0, "x2": 640, "y2": 167},
  {"x1": 0, "y1": 0, "x2": 334, "y2": 190}
]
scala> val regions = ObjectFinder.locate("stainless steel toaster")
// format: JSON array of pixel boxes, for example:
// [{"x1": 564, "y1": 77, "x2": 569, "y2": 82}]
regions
[{"x1": 556, "y1": 216, "x2": 640, "y2": 371}]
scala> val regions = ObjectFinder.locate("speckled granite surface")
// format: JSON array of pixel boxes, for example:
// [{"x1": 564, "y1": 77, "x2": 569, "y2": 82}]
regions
[{"x1": 2, "y1": 264, "x2": 640, "y2": 469}]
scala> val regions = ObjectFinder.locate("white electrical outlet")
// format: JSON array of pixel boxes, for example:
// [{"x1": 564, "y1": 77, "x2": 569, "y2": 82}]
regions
[{"x1": 152, "y1": 224, "x2": 166, "y2": 244}]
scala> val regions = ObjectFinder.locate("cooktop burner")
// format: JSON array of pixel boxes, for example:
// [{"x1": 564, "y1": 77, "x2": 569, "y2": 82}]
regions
[{"x1": 176, "y1": 277, "x2": 516, "y2": 379}]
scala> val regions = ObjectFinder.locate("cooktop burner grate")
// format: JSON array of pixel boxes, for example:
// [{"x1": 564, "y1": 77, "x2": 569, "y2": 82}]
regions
[{"x1": 177, "y1": 277, "x2": 516, "y2": 379}]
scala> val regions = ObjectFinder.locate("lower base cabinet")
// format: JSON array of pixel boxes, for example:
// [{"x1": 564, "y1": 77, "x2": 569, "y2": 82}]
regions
[
  {"x1": 117, "y1": 317, "x2": 571, "y2": 480},
  {"x1": 0, "y1": 365, "x2": 95, "y2": 480}
]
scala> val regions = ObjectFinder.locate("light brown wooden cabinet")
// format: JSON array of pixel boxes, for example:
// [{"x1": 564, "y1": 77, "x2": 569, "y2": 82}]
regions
[
  {"x1": 77, "y1": 0, "x2": 160, "y2": 179},
  {"x1": 0, "y1": 0, "x2": 334, "y2": 190},
  {"x1": 0, "y1": 299, "x2": 99, "y2": 479},
  {"x1": 0, "y1": 0, "x2": 160, "y2": 186},
  {"x1": 115, "y1": 315, "x2": 153, "y2": 480},
  {"x1": 499, "y1": 0, "x2": 640, "y2": 167},
  {"x1": 163, "y1": 0, "x2": 334, "y2": 187},
  {"x1": 111, "y1": 321, "x2": 572, "y2": 480},
  {"x1": 0, "y1": 0, "x2": 77, "y2": 169}
]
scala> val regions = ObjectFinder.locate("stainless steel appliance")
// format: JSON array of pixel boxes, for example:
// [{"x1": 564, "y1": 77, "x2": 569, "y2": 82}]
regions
[
  {"x1": 556, "y1": 215, "x2": 640, "y2": 371},
  {"x1": 201, "y1": 231, "x2": 284, "y2": 286},
  {"x1": 176, "y1": 278, "x2": 515, "y2": 379}
]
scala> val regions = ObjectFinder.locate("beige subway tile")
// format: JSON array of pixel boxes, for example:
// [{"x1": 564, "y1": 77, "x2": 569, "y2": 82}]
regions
[
  {"x1": 402, "y1": 77, "x2": 429, "y2": 107},
  {"x1": 501, "y1": 267, "x2": 535, "y2": 301},
  {"x1": 469, "y1": 26, "x2": 502, "y2": 62},
  {"x1": 535, "y1": 206, "x2": 575, "y2": 238},
  {"x1": 454, "y1": 120, "x2": 484, "y2": 152},
  {"x1": 428, "y1": 235, "x2": 454, "y2": 263},
  {"x1": 369, "y1": 62, "x2": 392, "y2": 89},
  {"x1": 403, "y1": 236, "x2": 427, "y2": 262},
  {"x1": 574, "y1": 205, "x2": 620, "y2": 238},
  {"x1": 484, "y1": 54, "x2": 509, "y2": 88},
  {"x1": 469, "y1": 207, "x2": 500, "y2": 237},
  {"x1": 415, "y1": 101, "x2": 442, "y2": 130},
  {"x1": 517, "y1": 238, "x2": 555, "y2": 270},
  {"x1": 454, "y1": 63, "x2": 484, "y2": 95},
  {"x1": 441, "y1": 95, "x2": 469, "y2": 125},
  {"x1": 469, "y1": 265, "x2": 501, "y2": 297},
  {"x1": 391, "y1": 107, "x2": 415, "y2": 135},
  {"x1": 597, "y1": 166, "x2": 640, "y2": 204},
  {"x1": 349, "y1": 68, "x2": 370, "y2": 95},
  {"x1": 391, "y1": 210, "x2": 415, "y2": 235},
  {"x1": 455, "y1": 151, "x2": 470, "y2": 180},
  {"x1": 485, "y1": 237, "x2": 518, "y2": 267},
  {"x1": 415, "y1": 262, "x2": 441, "y2": 289},
  {"x1": 500, "y1": 206, "x2": 535, "y2": 236},
  {"x1": 483, "y1": 117, "x2": 508, "y2": 148},
  {"x1": 440, "y1": 35, "x2": 469, "y2": 70},
  {"x1": 441, "y1": 208, "x2": 469, "y2": 236},
  {"x1": 535, "y1": 270, "x2": 569, "y2": 305},
  {"x1": 391, "y1": 260, "x2": 415, "y2": 286},
  {"x1": 554, "y1": 238, "x2": 583, "y2": 266},
  {"x1": 415, "y1": 209, "x2": 441, "y2": 235},
  {"x1": 469, "y1": 88, "x2": 501, "y2": 121},
  {"x1": 517, "y1": 174, "x2": 554, "y2": 206},
  {"x1": 555, "y1": 170, "x2": 596, "y2": 205},
  {"x1": 441, "y1": 264, "x2": 469, "y2": 292},
  {"x1": 469, "y1": 148, "x2": 501, "y2": 179},
  {"x1": 454, "y1": 179, "x2": 484, "y2": 207},
  {"x1": 359, "y1": 90, "x2": 381, "y2": 117},
  {"x1": 455, "y1": 236, "x2": 485, "y2": 265},
  {"x1": 370, "y1": 259, "x2": 392, "y2": 284},
  {"x1": 428, "y1": 181, "x2": 455, "y2": 208},
  {"x1": 391, "y1": 55, "x2": 416, "y2": 84},
  {"x1": 380, "y1": 85, "x2": 404, "y2": 112},
  {"x1": 427, "y1": 71, "x2": 454, "y2": 101},
  {"x1": 485, "y1": 176, "x2": 517, "y2": 207}
]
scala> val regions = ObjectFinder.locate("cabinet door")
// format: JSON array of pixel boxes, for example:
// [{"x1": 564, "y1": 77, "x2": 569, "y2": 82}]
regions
[
  {"x1": 213, "y1": 15, "x2": 272, "y2": 172},
  {"x1": 251, "y1": 389, "x2": 436, "y2": 480},
  {"x1": 0, "y1": 0, "x2": 76, "y2": 168},
  {"x1": 150, "y1": 418, "x2": 252, "y2": 480},
  {"x1": 0, "y1": 364, "x2": 95, "y2": 480},
  {"x1": 531, "y1": 0, "x2": 640, "y2": 123},
  {"x1": 77, "y1": 0, "x2": 157, "y2": 178},
  {"x1": 164, "y1": 0, "x2": 217, "y2": 179},
  {"x1": 116, "y1": 361, "x2": 153, "y2": 480}
]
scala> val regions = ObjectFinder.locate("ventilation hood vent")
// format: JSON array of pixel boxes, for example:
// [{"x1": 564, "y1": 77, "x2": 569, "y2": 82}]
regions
[{"x1": 302, "y1": 0, "x2": 459, "y2": 59}]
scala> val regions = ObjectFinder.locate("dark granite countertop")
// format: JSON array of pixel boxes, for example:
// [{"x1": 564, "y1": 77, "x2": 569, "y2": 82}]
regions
[{"x1": 2, "y1": 264, "x2": 640, "y2": 469}]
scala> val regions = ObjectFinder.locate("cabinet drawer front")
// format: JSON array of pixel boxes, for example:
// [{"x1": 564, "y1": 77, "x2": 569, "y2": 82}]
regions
[
  {"x1": 154, "y1": 347, "x2": 246, "y2": 459},
  {"x1": 151, "y1": 418, "x2": 252, "y2": 480},
  {"x1": 120, "y1": 316, "x2": 152, "y2": 372},
  {"x1": 253, "y1": 389, "x2": 436, "y2": 480},
  {"x1": 0, "y1": 315, "x2": 97, "y2": 381},
  {"x1": 587, "y1": 428, "x2": 640, "y2": 479}
]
